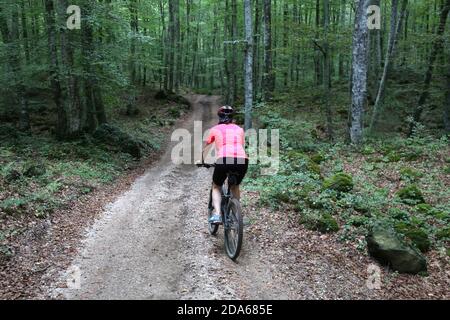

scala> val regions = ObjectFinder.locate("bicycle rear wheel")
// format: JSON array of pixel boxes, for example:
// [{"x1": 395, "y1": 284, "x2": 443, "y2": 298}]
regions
[
  {"x1": 208, "y1": 189, "x2": 219, "y2": 235},
  {"x1": 224, "y1": 198, "x2": 243, "y2": 261}
]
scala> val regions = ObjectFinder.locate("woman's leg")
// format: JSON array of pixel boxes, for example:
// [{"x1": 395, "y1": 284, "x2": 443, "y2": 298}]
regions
[
  {"x1": 212, "y1": 183, "x2": 222, "y2": 215},
  {"x1": 230, "y1": 185, "x2": 240, "y2": 200}
]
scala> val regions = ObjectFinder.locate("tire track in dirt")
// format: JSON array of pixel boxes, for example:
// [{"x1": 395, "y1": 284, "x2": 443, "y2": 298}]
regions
[{"x1": 50, "y1": 95, "x2": 378, "y2": 300}]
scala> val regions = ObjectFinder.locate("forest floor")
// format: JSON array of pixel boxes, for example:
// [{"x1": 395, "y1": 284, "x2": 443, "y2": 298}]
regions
[{"x1": 1, "y1": 94, "x2": 449, "y2": 299}]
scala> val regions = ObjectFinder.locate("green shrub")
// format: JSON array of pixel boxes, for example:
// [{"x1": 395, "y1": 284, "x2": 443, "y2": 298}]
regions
[
  {"x1": 323, "y1": 173, "x2": 353, "y2": 193},
  {"x1": 414, "y1": 204, "x2": 433, "y2": 214},
  {"x1": 168, "y1": 107, "x2": 181, "y2": 118},
  {"x1": 396, "y1": 185, "x2": 425, "y2": 205},
  {"x1": 300, "y1": 211, "x2": 339, "y2": 233},
  {"x1": 387, "y1": 151, "x2": 401, "y2": 162},
  {"x1": 399, "y1": 167, "x2": 423, "y2": 181},
  {"x1": 388, "y1": 207, "x2": 410, "y2": 220},
  {"x1": 348, "y1": 215, "x2": 370, "y2": 227},
  {"x1": 436, "y1": 227, "x2": 450, "y2": 240},
  {"x1": 307, "y1": 161, "x2": 321, "y2": 175},
  {"x1": 310, "y1": 153, "x2": 325, "y2": 164}
]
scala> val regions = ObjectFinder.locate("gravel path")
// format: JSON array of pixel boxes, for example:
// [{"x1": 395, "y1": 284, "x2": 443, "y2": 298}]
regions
[{"x1": 46, "y1": 95, "x2": 448, "y2": 300}]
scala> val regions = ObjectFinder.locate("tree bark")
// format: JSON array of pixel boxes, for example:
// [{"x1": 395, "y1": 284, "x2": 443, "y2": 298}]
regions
[
  {"x1": 263, "y1": 0, "x2": 274, "y2": 100},
  {"x1": 349, "y1": 0, "x2": 370, "y2": 145},
  {"x1": 444, "y1": 65, "x2": 450, "y2": 134},
  {"x1": 244, "y1": 0, "x2": 254, "y2": 130},
  {"x1": 44, "y1": 0, "x2": 67, "y2": 139}
]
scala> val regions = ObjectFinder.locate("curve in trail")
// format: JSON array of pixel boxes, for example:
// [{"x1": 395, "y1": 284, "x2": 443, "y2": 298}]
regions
[
  {"x1": 53, "y1": 95, "x2": 268, "y2": 299},
  {"x1": 53, "y1": 95, "x2": 377, "y2": 300}
]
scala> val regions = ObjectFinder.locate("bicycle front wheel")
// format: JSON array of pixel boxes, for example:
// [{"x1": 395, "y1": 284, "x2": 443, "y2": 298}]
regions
[{"x1": 224, "y1": 198, "x2": 243, "y2": 261}]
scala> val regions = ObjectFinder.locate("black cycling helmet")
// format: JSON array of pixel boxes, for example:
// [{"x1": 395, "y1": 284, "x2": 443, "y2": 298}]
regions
[{"x1": 218, "y1": 106, "x2": 234, "y2": 124}]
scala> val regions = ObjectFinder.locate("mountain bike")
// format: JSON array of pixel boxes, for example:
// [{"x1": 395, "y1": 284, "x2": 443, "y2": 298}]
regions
[{"x1": 196, "y1": 163, "x2": 243, "y2": 261}]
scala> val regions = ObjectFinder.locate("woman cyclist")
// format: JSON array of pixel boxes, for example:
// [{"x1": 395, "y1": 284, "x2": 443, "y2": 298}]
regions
[{"x1": 202, "y1": 106, "x2": 248, "y2": 224}]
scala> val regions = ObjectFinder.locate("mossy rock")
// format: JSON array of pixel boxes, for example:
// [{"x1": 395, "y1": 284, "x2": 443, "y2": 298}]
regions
[
  {"x1": 310, "y1": 153, "x2": 325, "y2": 164},
  {"x1": 300, "y1": 212, "x2": 339, "y2": 233},
  {"x1": 388, "y1": 208, "x2": 410, "y2": 221},
  {"x1": 436, "y1": 227, "x2": 450, "y2": 240},
  {"x1": 399, "y1": 167, "x2": 423, "y2": 181},
  {"x1": 323, "y1": 173, "x2": 353, "y2": 193},
  {"x1": 307, "y1": 161, "x2": 321, "y2": 175},
  {"x1": 396, "y1": 185, "x2": 425, "y2": 205},
  {"x1": 367, "y1": 224, "x2": 427, "y2": 274},
  {"x1": 394, "y1": 222, "x2": 431, "y2": 253}
]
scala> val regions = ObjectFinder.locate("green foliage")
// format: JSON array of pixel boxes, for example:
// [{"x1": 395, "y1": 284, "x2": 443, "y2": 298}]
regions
[
  {"x1": 399, "y1": 167, "x2": 423, "y2": 181},
  {"x1": 436, "y1": 227, "x2": 450, "y2": 240},
  {"x1": 396, "y1": 185, "x2": 426, "y2": 205},
  {"x1": 300, "y1": 211, "x2": 339, "y2": 233},
  {"x1": 323, "y1": 173, "x2": 354, "y2": 193},
  {"x1": 388, "y1": 208, "x2": 410, "y2": 221}
]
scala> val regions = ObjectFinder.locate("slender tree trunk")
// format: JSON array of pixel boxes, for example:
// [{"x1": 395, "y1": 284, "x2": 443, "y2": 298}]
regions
[
  {"x1": 282, "y1": 1, "x2": 288, "y2": 88},
  {"x1": 44, "y1": 0, "x2": 67, "y2": 139},
  {"x1": 244, "y1": 0, "x2": 254, "y2": 130},
  {"x1": 263, "y1": 0, "x2": 274, "y2": 100},
  {"x1": 60, "y1": 0, "x2": 82, "y2": 137},
  {"x1": 444, "y1": 65, "x2": 450, "y2": 134},
  {"x1": 253, "y1": 0, "x2": 261, "y2": 100},
  {"x1": 223, "y1": 0, "x2": 231, "y2": 104},
  {"x1": 369, "y1": 0, "x2": 403, "y2": 132},
  {"x1": 231, "y1": 0, "x2": 238, "y2": 105},
  {"x1": 410, "y1": 0, "x2": 450, "y2": 135},
  {"x1": 349, "y1": 0, "x2": 370, "y2": 144},
  {"x1": 174, "y1": 0, "x2": 181, "y2": 91},
  {"x1": 323, "y1": 0, "x2": 333, "y2": 140}
]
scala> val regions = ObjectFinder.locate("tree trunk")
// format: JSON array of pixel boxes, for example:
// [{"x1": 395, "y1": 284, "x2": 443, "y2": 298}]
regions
[
  {"x1": 444, "y1": 65, "x2": 450, "y2": 134},
  {"x1": 263, "y1": 0, "x2": 274, "y2": 100},
  {"x1": 231, "y1": 0, "x2": 238, "y2": 105},
  {"x1": 349, "y1": 0, "x2": 370, "y2": 145},
  {"x1": 244, "y1": 0, "x2": 254, "y2": 130},
  {"x1": 44, "y1": 0, "x2": 67, "y2": 139},
  {"x1": 369, "y1": 0, "x2": 404, "y2": 132},
  {"x1": 59, "y1": 0, "x2": 82, "y2": 138},
  {"x1": 323, "y1": 0, "x2": 333, "y2": 140},
  {"x1": 223, "y1": 0, "x2": 231, "y2": 104},
  {"x1": 253, "y1": 0, "x2": 261, "y2": 100}
]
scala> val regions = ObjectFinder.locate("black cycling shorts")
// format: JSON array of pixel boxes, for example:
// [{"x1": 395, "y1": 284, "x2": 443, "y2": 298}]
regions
[{"x1": 213, "y1": 157, "x2": 249, "y2": 186}]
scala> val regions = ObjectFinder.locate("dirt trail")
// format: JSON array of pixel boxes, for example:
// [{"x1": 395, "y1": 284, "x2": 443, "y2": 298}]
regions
[{"x1": 50, "y1": 95, "x2": 378, "y2": 300}]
